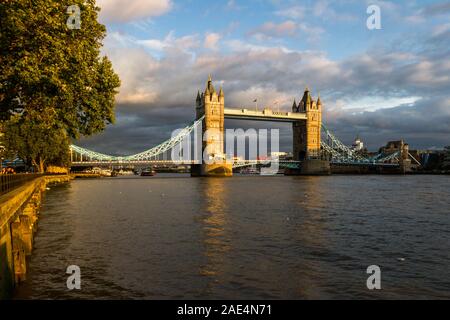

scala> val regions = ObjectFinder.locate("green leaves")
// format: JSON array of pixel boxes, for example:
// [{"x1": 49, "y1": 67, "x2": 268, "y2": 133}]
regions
[
  {"x1": 0, "y1": 0, "x2": 120, "y2": 170},
  {"x1": 0, "y1": 0, "x2": 120, "y2": 136},
  {"x1": 3, "y1": 110, "x2": 70, "y2": 172}
]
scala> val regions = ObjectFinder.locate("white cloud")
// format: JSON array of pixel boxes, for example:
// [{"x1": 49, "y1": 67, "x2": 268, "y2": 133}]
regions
[
  {"x1": 432, "y1": 23, "x2": 450, "y2": 37},
  {"x1": 93, "y1": 23, "x2": 450, "y2": 152},
  {"x1": 275, "y1": 6, "x2": 305, "y2": 19},
  {"x1": 96, "y1": 0, "x2": 172, "y2": 23},
  {"x1": 138, "y1": 32, "x2": 200, "y2": 53},
  {"x1": 249, "y1": 21, "x2": 325, "y2": 43},
  {"x1": 103, "y1": 28, "x2": 450, "y2": 108},
  {"x1": 342, "y1": 96, "x2": 422, "y2": 112},
  {"x1": 224, "y1": 40, "x2": 293, "y2": 53},
  {"x1": 204, "y1": 33, "x2": 222, "y2": 51}
]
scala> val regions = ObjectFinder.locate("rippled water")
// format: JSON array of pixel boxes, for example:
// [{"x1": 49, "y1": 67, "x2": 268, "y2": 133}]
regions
[{"x1": 14, "y1": 174, "x2": 450, "y2": 299}]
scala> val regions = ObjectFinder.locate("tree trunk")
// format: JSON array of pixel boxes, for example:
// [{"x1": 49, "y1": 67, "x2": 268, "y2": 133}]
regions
[
  {"x1": 38, "y1": 156, "x2": 45, "y2": 173},
  {"x1": 31, "y1": 159, "x2": 39, "y2": 173}
]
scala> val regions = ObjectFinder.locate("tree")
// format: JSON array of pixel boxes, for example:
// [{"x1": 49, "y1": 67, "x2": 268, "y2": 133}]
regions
[
  {"x1": 0, "y1": 0, "x2": 120, "y2": 138},
  {"x1": 0, "y1": 123, "x2": 5, "y2": 163},
  {"x1": 3, "y1": 110, "x2": 70, "y2": 173}
]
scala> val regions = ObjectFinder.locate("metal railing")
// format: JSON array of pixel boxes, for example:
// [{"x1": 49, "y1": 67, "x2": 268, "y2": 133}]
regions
[{"x1": 0, "y1": 174, "x2": 43, "y2": 197}]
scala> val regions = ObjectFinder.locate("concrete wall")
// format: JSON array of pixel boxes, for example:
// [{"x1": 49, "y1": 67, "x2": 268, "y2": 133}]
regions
[
  {"x1": 331, "y1": 164, "x2": 404, "y2": 174},
  {"x1": 0, "y1": 175, "x2": 71, "y2": 299}
]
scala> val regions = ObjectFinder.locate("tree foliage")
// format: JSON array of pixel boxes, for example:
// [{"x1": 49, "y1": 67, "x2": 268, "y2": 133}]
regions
[
  {"x1": 0, "y1": 123, "x2": 5, "y2": 160},
  {"x1": 0, "y1": 0, "x2": 120, "y2": 170},
  {"x1": 0, "y1": 0, "x2": 120, "y2": 137},
  {"x1": 3, "y1": 111, "x2": 70, "y2": 172}
]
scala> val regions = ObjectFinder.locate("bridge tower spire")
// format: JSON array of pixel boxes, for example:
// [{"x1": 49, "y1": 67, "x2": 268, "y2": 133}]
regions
[
  {"x1": 192, "y1": 75, "x2": 232, "y2": 177},
  {"x1": 291, "y1": 88, "x2": 330, "y2": 175}
]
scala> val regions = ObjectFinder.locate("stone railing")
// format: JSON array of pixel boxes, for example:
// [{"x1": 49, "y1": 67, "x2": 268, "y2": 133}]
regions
[
  {"x1": 0, "y1": 175, "x2": 71, "y2": 299},
  {"x1": 0, "y1": 174, "x2": 43, "y2": 197}
]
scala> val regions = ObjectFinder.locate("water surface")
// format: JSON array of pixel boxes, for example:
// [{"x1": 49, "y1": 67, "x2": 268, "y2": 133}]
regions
[{"x1": 15, "y1": 175, "x2": 450, "y2": 299}]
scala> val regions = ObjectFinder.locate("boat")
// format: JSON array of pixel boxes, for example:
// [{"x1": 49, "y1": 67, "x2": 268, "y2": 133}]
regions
[
  {"x1": 240, "y1": 166, "x2": 259, "y2": 175},
  {"x1": 140, "y1": 168, "x2": 156, "y2": 177}
]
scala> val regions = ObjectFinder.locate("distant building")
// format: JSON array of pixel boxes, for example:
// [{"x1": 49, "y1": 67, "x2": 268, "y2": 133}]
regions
[
  {"x1": 379, "y1": 140, "x2": 422, "y2": 171},
  {"x1": 443, "y1": 146, "x2": 450, "y2": 169},
  {"x1": 352, "y1": 135, "x2": 364, "y2": 151},
  {"x1": 270, "y1": 152, "x2": 288, "y2": 158},
  {"x1": 379, "y1": 140, "x2": 405, "y2": 155},
  {"x1": 417, "y1": 150, "x2": 443, "y2": 170}
]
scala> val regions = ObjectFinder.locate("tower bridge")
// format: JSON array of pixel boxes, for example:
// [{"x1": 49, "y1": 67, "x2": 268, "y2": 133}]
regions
[
  {"x1": 223, "y1": 108, "x2": 307, "y2": 122},
  {"x1": 70, "y1": 75, "x2": 412, "y2": 176},
  {"x1": 191, "y1": 75, "x2": 327, "y2": 176}
]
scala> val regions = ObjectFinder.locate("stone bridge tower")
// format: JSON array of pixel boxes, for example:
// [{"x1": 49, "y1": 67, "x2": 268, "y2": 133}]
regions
[
  {"x1": 192, "y1": 75, "x2": 232, "y2": 177},
  {"x1": 292, "y1": 88, "x2": 330, "y2": 175}
]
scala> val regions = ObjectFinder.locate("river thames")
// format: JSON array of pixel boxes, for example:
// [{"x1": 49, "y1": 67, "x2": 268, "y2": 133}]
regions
[{"x1": 14, "y1": 175, "x2": 450, "y2": 299}]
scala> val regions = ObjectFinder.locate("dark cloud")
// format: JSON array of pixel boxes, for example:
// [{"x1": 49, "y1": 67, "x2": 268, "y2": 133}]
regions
[
  {"x1": 324, "y1": 97, "x2": 450, "y2": 150},
  {"x1": 75, "y1": 11, "x2": 450, "y2": 155}
]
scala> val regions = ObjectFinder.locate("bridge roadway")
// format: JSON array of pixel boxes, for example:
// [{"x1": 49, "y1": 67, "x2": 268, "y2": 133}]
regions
[
  {"x1": 224, "y1": 108, "x2": 306, "y2": 122},
  {"x1": 70, "y1": 159, "x2": 302, "y2": 167}
]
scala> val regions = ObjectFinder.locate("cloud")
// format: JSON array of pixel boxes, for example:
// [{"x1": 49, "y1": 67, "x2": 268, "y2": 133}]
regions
[
  {"x1": 204, "y1": 33, "x2": 222, "y2": 51},
  {"x1": 364, "y1": 0, "x2": 398, "y2": 12},
  {"x1": 401, "y1": 2, "x2": 450, "y2": 24},
  {"x1": 275, "y1": 6, "x2": 305, "y2": 19},
  {"x1": 80, "y1": 4, "x2": 450, "y2": 155},
  {"x1": 226, "y1": 0, "x2": 245, "y2": 11},
  {"x1": 432, "y1": 23, "x2": 450, "y2": 37},
  {"x1": 137, "y1": 32, "x2": 200, "y2": 53},
  {"x1": 96, "y1": 0, "x2": 172, "y2": 23},
  {"x1": 276, "y1": 1, "x2": 357, "y2": 23},
  {"x1": 249, "y1": 21, "x2": 325, "y2": 42},
  {"x1": 324, "y1": 97, "x2": 450, "y2": 150},
  {"x1": 422, "y1": 1, "x2": 450, "y2": 16},
  {"x1": 93, "y1": 37, "x2": 449, "y2": 153}
]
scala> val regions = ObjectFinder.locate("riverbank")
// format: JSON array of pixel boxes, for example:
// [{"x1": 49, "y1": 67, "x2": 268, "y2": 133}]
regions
[{"x1": 0, "y1": 175, "x2": 72, "y2": 299}]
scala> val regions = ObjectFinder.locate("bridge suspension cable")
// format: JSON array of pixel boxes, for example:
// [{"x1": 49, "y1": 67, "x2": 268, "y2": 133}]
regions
[
  {"x1": 320, "y1": 125, "x2": 404, "y2": 165},
  {"x1": 71, "y1": 117, "x2": 405, "y2": 167},
  {"x1": 321, "y1": 124, "x2": 365, "y2": 162},
  {"x1": 71, "y1": 116, "x2": 205, "y2": 162}
]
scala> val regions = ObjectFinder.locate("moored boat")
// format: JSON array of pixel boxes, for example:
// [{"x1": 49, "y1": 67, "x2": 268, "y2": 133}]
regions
[{"x1": 140, "y1": 168, "x2": 156, "y2": 176}]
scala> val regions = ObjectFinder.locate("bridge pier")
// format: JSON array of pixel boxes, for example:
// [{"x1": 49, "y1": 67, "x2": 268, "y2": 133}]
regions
[
  {"x1": 300, "y1": 159, "x2": 331, "y2": 176},
  {"x1": 191, "y1": 163, "x2": 232, "y2": 177},
  {"x1": 192, "y1": 76, "x2": 233, "y2": 177},
  {"x1": 290, "y1": 88, "x2": 330, "y2": 175},
  {"x1": 399, "y1": 141, "x2": 412, "y2": 174},
  {"x1": 11, "y1": 219, "x2": 27, "y2": 283}
]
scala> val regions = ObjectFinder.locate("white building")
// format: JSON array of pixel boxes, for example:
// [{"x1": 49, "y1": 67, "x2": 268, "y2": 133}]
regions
[{"x1": 352, "y1": 136, "x2": 364, "y2": 151}]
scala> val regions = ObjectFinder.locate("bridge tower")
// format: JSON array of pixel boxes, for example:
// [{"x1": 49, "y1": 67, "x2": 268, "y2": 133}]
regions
[
  {"x1": 399, "y1": 141, "x2": 412, "y2": 174},
  {"x1": 191, "y1": 75, "x2": 232, "y2": 177},
  {"x1": 291, "y1": 88, "x2": 330, "y2": 175}
]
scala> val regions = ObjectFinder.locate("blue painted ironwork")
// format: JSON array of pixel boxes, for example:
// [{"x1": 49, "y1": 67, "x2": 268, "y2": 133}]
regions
[{"x1": 70, "y1": 118, "x2": 404, "y2": 168}]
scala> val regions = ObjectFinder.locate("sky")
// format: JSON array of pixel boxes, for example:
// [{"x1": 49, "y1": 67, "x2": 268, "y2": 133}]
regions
[{"x1": 77, "y1": 0, "x2": 450, "y2": 155}]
